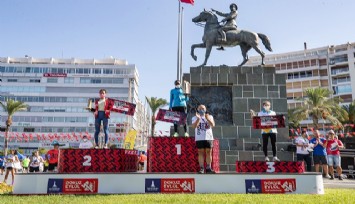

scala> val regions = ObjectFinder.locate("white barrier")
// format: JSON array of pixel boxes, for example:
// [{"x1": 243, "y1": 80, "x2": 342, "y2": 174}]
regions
[{"x1": 13, "y1": 173, "x2": 324, "y2": 194}]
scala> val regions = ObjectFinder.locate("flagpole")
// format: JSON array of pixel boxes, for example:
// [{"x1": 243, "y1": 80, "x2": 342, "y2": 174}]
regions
[
  {"x1": 176, "y1": 0, "x2": 181, "y2": 80},
  {"x1": 179, "y1": 6, "x2": 184, "y2": 83}
]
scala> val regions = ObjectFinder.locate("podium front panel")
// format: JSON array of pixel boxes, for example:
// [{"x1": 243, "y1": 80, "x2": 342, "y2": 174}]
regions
[
  {"x1": 58, "y1": 149, "x2": 138, "y2": 173},
  {"x1": 148, "y1": 137, "x2": 219, "y2": 172},
  {"x1": 236, "y1": 161, "x2": 305, "y2": 173}
]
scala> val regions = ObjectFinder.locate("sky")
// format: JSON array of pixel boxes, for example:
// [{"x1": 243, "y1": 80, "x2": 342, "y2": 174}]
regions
[{"x1": 1, "y1": 0, "x2": 355, "y2": 133}]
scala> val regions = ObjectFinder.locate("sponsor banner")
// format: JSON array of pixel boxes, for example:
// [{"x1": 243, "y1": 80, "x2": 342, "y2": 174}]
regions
[
  {"x1": 155, "y1": 109, "x2": 187, "y2": 125},
  {"x1": 108, "y1": 98, "x2": 136, "y2": 116},
  {"x1": 47, "y1": 179, "x2": 64, "y2": 194},
  {"x1": 145, "y1": 179, "x2": 161, "y2": 193},
  {"x1": 161, "y1": 178, "x2": 195, "y2": 193},
  {"x1": 43, "y1": 73, "x2": 67, "y2": 77},
  {"x1": 47, "y1": 178, "x2": 98, "y2": 194},
  {"x1": 252, "y1": 115, "x2": 285, "y2": 129},
  {"x1": 63, "y1": 178, "x2": 98, "y2": 194},
  {"x1": 145, "y1": 178, "x2": 195, "y2": 193},
  {"x1": 245, "y1": 179, "x2": 296, "y2": 194}
]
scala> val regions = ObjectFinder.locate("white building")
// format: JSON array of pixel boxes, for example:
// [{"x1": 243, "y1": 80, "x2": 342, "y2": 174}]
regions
[
  {"x1": 0, "y1": 56, "x2": 148, "y2": 154},
  {"x1": 247, "y1": 42, "x2": 355, "y2": 128}
]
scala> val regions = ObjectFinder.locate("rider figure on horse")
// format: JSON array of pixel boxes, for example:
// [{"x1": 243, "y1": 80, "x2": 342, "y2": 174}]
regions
[{"x1": 212, "y1": 3, "x2": 238, "y2": 51}]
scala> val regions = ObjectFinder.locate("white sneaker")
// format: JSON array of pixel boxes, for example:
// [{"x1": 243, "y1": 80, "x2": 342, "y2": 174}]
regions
[
  {"x1": 104, "y1": 144, "x2": 108, "y2": 149},
  {"x1": 273, "y1": 156, "x2": 280, "y2": 162},
  {"x1": 184, "y1": 132, "x2": 189, "y2": 137},
  {"x1": 173, "y1": 132, "x2": 179, "y2": 137},
  {"x1": 265, "y1": 157, "x2": 270, "y2": 162},
  {"x1": 95, "y1": 146, "x2": 99, "y2": 149}
]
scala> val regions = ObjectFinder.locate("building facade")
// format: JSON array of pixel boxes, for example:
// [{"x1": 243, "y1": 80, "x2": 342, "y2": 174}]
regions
[
  {"x1": 0, "y1": 56, "x2": 148, "y2": 153},
  {"x1": 247, "y1": 42, "x2": 355, "y2": 127}
]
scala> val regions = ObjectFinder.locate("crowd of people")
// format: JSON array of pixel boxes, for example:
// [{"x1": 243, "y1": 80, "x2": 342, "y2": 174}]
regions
[{"x1": 295, "y1": 129, "x2": 345, "y2": 180}]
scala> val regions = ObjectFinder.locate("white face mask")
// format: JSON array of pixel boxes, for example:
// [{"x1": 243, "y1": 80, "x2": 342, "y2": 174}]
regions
[
  {"x1": 263, "y1": 106, "x2": 270, "y2": 111},
  {"x1": 175, "y1": 85, "x2": 181, "y2": 89},
  {"x1": 83, "y1": 139, "x2": 88, "y2": 142}
]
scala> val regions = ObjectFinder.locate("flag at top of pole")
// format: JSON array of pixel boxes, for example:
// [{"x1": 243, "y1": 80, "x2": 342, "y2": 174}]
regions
[{"x1": 180, "y1": 0, "x2": 194, "y2": 5}]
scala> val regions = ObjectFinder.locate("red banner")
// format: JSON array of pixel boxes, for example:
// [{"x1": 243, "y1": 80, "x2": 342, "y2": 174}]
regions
[
  {"x1": 252, "y1": 115, "x2": 285, "y2": 129},
  {"x1": 155, "y1": 109, "x2": 187, "y2": 125},
  {"x1": 161, "y1": 178, "x2": 195, "y2": 193},
  {"x1": 63, "y1": 178, "x2": 98, "y2": 194},
  {"x1": 107, "y1": 98, "x2": 136, "y2": 116},
  {"x1": 43, "y1": 73, "x2": 67, "y2": 77},
  {"x1": 261, "y1": 179, "x2": 296, "y2": 193}
]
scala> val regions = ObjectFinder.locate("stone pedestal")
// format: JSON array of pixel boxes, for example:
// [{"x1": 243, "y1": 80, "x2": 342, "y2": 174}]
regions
[{"x1": 182, "y1": 65, "x2": 291, "y2": 171}]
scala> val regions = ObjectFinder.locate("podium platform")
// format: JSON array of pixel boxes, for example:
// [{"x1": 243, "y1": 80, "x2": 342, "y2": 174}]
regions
[
  {"x1": 236, "y1": 161, "x2": 305, "y2": 173},
  {"x1": 58, "y1": 149, "x2": 138, "y2": 173},
  {"x1": 148, "y1": 137, "x2": 219, "y2": 172},
  {"x1": 13, "y1": 172, "x2": 324, "y2": 194}
]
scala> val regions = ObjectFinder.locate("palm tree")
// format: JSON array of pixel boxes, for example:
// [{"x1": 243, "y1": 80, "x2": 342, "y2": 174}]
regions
[
  {"x1": 341, "y1": 101, "x2": 355, "y2": 132},
  {"x1": 293, "y1": 87, "x2": 346, "y2": 129},
  {"x1": 0, "y1": 99, "x2": 28, "y2": 157},
  {"x1": 287, "y1": 108, "x2": 306, "y2": 129},
  {"x1": 145, "y1": 97, "x2": 167, "y2": 136}
]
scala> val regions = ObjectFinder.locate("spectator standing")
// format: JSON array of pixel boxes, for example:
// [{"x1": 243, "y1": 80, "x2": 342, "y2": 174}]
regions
[
  {"x1": 22, "y1": 156, "x2": 30, "y2": 173},
  {"x1": 0, "y1": 156, "x2": 5, "y2": 175},
  {"x1": 325, "y1": 130, "x2": 345, "y2": 180},
  {"x1": 309, "y1": 130, "x2": 330, "y2": 178},
  {"x1": 47, "y1": 141, "x2": 60, "y2": 172},
  {"x1": 295, "y1": 130, "x2": 312, "y2": 172},
  {"x1": 29, "y1": 151, "x2": 44, "y2": 173},
  {"x1": 2, "y1": 150, "x2": 19, "y2": 186},
  {"x1": 138, "y1": 151, "x2": 147, "y2": 171}
]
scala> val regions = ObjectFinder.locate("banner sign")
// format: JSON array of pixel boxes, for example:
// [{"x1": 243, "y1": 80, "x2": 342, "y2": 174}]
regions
[
  {"x1": 155, "y1": 109, "x2": 187, "y2": 125},
  {"x1": 145, "y1": 178, "x2": 195, "y2": 193},
  {"x1": 124, "y1": 130, "x2": 137, "y2": 150},
  {"x1": 43, "y1": 73, "x2": 67, "y2": 77},
  {"x1": 245, "y1": 179, "x2": 296, "y2": 194},
  {"x1": 48, "y1": 178, "x2": 98, "y2": 194},
  {"x1": 252, "y1": 115, "x2": 285, "y2": 129},
  {"x1": 108, "y1": 98, "x2": 136, "y2": 116}
]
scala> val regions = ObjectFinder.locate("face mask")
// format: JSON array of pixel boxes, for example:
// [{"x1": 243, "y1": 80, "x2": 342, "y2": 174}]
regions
[
  {"x1": 175, "y1": 85, "x2": 181, "y2": 89},
  {"x1": 263, "y1": 106, "x2": 270, "y2": 111},
  {"x1": 83, "y1": 139, "x2": 88, "y2": 142},
  {"x1": 198, "y1": 110, "x2": 205, "y2": 116}
]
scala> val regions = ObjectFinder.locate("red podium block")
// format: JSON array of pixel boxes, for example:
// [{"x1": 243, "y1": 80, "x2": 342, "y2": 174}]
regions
[
  {"x1": 58, "y1": 149, "x2": 138, "y2": 173},
  {"x1": 148, "y1": 137, "x2": 219, "y2": 172},
  {"x1": 236, "y1": 161, "x2": 305, "y2": 173}
]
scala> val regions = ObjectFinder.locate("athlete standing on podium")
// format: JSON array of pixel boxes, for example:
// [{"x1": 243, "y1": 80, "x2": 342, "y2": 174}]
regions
[
  {"x1": 170, "y1": 80, "x2": 189, "y2": 137},
  {"x1": 94, "y1": 89, "x2": 113, "y2": 149},
  {"x1": 192, "y1": 104, "x2": 216, "y2": 174}
]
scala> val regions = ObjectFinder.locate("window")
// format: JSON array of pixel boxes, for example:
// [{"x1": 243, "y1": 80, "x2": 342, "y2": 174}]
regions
[
  {"x1": 30, "y1": 79, "x2": 41, "y2": 83},
  {"x1": 24, "y1": 127, "x2": 35, "y2": 132},
  {"x1": 93, "y1": 68, "x2": 101, "y2": 74},
  {"x1": 103, "y1": 69, "x2": 113, "y2": 74},
  {"x1": 76, "y1": 68, "x2": 84, "y2": 74},
  {"x1": 7, "y1": 79, "x2": 17, "y2": 82},
  {"x1": 64, "y1": 77, "x2": 74, "y2": 83},
  {"x1": 47, "y1": 78, "x2": 58, "y2": 83}
]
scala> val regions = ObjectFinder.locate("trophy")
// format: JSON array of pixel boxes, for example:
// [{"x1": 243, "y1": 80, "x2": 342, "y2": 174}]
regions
[
  {"x1": 85, "y1": 98, "x2": 95, "y2": 112},
  {"x1": 182, "y1": 80, "x2": 191, "y2": 96}
]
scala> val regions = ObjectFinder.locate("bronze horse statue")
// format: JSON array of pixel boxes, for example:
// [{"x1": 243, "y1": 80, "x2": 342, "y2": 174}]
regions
[{"x1": 191, "y1": 10, "x2": 272, "y2": 67}]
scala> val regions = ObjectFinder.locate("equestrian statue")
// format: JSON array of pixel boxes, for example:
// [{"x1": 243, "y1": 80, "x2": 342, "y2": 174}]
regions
[{"x1": 191, "y1": 3, "x2": 272, "y2": 67}]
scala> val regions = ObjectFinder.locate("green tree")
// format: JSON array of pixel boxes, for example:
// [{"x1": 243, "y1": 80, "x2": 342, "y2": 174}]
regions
[
  {"x1": 341, "y1": 101, "x2": 355, "y2": 132},
  {"x1": 145, "y1": 97, "x2": 167, "y2": 136},
  {"x1": 293, "y1": 87, "x2": 346, "y2": 129},
  {"x1": 288, "y1": 108, "x2": 306, "y2": 129},
  {"x1": 0, "y1": 99, "x2": 28, "y2": 157}
]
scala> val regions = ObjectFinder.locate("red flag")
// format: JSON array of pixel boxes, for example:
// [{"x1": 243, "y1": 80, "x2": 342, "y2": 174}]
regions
[{"x1": 181, "y1": 0, "x2": 194, "y2": 5}]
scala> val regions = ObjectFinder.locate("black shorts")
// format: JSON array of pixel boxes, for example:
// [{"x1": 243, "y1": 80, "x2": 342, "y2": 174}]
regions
[
  {"x1": 313, "y1": 155, "x2": 328, "y2": 165},
  {"x1": 6, "y1": 167, "x2": 13, "y2": 170},
  {"x1": 196, "y1": 140, "x2": 214, "y2": 149},
  {"x1": 29, "y1": 166, "x2": 40, "y2": 172},
  {"x1": 139, "y1": 162, "x2": 144, "y2": 166},
  {"x1": 48, "y1": 163, "x2": 58, "y2": 171}
]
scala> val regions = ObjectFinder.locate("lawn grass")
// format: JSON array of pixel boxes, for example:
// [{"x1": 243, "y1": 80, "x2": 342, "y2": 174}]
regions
[{"x1": 0, "y1": 189, "x2": 354, "y2": 204}]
